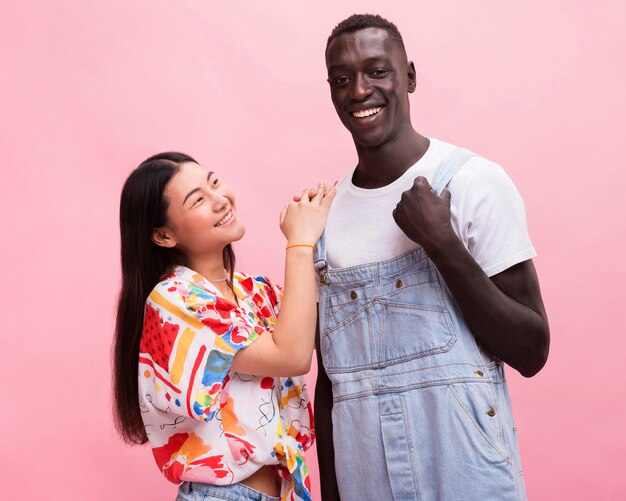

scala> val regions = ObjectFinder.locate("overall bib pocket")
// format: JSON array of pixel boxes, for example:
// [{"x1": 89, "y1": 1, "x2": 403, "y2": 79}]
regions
[
  {"x1": 380, "y1": 299, "x2": 456, "y2": 365},
  {"x1": 322, "y1": 269, "x2": 457, "y2": 371}
]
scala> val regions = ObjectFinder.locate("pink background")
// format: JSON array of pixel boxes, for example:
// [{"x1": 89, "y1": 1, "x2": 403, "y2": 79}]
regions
[{"x1": 2, "y1": 1, "x2": 625, "y2": 499}]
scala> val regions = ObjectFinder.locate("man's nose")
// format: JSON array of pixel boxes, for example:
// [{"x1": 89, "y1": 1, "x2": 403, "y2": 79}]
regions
[{"x1": 350, "y1": 73, "x2": 373, "y2": 101}]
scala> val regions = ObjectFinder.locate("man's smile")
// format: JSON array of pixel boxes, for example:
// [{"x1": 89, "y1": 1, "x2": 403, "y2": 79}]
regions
[{"x1": 351, "y1": 106, "x2": 384, "y2": 119}]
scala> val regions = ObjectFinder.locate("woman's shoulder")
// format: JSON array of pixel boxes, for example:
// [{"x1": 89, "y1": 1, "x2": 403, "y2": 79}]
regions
[
  {"x1": 151, "y1": 266, "x2": 187, "y2": 292},
  {"x1": 149, "y1": 266, "x2": 218, "y2": 306}
]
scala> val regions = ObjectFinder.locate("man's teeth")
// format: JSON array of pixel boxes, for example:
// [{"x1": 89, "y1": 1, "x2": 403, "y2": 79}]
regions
[
  {"x1": 215, "y1": 210, "x2": 233, "y2": 227},
  {"x1": 352, "y1": 107, "x2": 383, "y2": 118}
]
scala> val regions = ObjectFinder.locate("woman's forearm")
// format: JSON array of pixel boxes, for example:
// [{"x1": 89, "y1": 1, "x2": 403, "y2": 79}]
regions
[
  {"x1": 230, "y1": 246, "x2": 318, "y2": 377},
  {"x1": 271, "y1": 247, "x2": 317, "y2": 372}
]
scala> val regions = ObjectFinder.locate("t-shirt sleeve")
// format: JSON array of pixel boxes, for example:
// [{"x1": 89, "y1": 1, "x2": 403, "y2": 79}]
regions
[
  {"x1": 140, "y1": 279, "x2": 263, "y2": 422},
  {"x1": 451, "y1": 160, "x2": 537, "y2": 277}
]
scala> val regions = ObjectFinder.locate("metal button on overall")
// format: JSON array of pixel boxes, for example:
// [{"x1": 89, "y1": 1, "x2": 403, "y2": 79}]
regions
[
  {"x1": 350, "y1": 291, "x2": 357, "y2": 300},
  {"x1": 486, "y1": 408, "x2": 496, "y2": 417}
]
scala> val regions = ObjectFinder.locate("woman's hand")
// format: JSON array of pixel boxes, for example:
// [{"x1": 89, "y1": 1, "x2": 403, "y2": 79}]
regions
[
  {"x1": 292, "y1": 181, "x2": 337, "y2": 202},
  {"x1": 233, "y1": 182, "x2": 335, "y2": 377},
  {"x1": 280, "y1": 182, "x2": 336, "y2": 245}
]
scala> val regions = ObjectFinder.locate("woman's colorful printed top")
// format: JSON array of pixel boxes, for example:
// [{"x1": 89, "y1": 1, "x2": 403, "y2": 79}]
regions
[{"x1": 138, "y1": 266, "x2": 314, "y2": 501}]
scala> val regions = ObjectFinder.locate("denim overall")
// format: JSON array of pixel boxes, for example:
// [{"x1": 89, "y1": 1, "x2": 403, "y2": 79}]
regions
[{"x1": 314, "y1": 149, "x2": 526, "y2": 501}]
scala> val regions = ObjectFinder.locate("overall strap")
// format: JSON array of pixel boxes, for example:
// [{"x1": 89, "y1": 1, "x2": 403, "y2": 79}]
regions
[
  {"x1": 430, "y1": 147, "x2": 476, "y2": 196},
  {"x1": 314, "y1": 228, "x2": 328, "y2": 275},
  {"x1": 315, "y1": 147, "x2": 475, "y2": 274}
]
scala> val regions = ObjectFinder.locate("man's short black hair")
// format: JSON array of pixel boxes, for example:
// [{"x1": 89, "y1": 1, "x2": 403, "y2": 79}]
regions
[{"x1": 326, "y1": 14, "x2": 406, "y2": 56}]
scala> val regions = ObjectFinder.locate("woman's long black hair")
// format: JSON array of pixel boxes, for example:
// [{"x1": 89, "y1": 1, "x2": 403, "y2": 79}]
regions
[{"x1": 113, "y1": 152, "x2": 236, "y2": 444}]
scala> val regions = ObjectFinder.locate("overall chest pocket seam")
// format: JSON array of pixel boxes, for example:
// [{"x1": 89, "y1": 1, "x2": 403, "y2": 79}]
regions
[
  {"x1": 323, "y1": 276, "x2": 446, "y2": 337},
  {"x1": 325, "y1": 268, "x2": 439, "y2": 305},
  {"x1": 321, "y1": 297, "x2": 458, "y2": 372},
  {"x1": 324, "y1": 300, "x2": 376, "y2": 338}
]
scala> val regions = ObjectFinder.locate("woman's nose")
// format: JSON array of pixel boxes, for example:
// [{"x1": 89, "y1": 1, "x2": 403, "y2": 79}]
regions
[{"x1": 211, "y1": 193, "x2": 229, "y2": 211}]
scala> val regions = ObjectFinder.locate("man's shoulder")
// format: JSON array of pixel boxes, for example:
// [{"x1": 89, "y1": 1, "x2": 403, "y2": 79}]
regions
[
  {"x1": 421, "y1": 137, "x2": 499, "y2": 175},
  {"x1": 431, "y1": 137, "x2": 495, "y2": 164},
  {"x1": 453, "y1": 156, "x2": 515, "y2": 196},
  {"x1": 425, "y1": 140, "x2": 511, "y2": 192}
]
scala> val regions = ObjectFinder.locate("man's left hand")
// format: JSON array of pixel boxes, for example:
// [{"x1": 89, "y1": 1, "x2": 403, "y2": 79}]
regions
[{"x1": 393, "y1": 176, "x2": 456, "y2": 256}]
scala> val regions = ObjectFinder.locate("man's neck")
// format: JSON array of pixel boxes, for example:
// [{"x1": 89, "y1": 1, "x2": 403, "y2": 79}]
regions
[{"x1": 352, "y1": 130, "x2": 430, "y2": 189}]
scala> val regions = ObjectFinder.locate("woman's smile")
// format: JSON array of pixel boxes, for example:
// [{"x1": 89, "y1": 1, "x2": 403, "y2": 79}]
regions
[{"x1": 215, "y1": 209, "x2": 235, "y2": 227}]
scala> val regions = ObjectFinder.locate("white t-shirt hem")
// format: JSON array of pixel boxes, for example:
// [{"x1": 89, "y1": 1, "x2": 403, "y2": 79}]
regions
[{"x1": 481, "y1": 247, "x2": 537, "y2": 277}]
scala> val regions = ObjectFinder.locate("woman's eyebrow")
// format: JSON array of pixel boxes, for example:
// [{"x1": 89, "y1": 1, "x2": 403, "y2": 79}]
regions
[{"x1": 183, "y1": 171, "x2": 214, "y2": 205}]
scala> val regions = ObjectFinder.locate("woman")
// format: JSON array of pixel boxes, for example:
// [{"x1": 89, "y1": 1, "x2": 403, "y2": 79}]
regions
[{"x1": 113, "y1": 152, "x2": 334, "y2": 501}]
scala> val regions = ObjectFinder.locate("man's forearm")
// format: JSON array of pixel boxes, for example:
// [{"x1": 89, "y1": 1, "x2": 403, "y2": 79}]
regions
[
  {"x1": 314, "y1": 348, "x2": 341, "y2": 500},
  {"x1": 429, "y1": 235, "x2": 549, "y2": 377}
]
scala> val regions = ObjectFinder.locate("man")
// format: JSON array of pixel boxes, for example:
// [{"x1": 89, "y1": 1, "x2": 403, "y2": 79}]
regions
[{"x1": 313, "y1": 14, "x2": 549, "y2": 501}]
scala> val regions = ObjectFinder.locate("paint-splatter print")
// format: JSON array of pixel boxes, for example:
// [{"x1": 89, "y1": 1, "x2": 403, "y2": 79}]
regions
[{"x1": 139, "y1": 266, "x2": 314, "y2": 501}]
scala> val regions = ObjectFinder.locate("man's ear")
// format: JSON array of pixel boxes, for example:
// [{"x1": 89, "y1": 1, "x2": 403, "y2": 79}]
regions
[
  {"x1": 152, "y1": 227, "x2": 177, "y2": 248},
  {"x1": 407, "y1": 61, "x2": 417, "y2": 93}
]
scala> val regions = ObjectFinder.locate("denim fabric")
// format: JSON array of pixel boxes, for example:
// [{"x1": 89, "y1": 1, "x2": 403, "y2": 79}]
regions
[
  {"x1": 176, "y1": 481, "x2": 280, "y2": 501},
  {"x1": 314, "y1": 148, "x2": 527, "y2": 500}
]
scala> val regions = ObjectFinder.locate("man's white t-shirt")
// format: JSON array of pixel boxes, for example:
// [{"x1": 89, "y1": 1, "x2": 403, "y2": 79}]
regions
[{"x1": 325, "y1": 138, "x2": 536, "y2": 277}]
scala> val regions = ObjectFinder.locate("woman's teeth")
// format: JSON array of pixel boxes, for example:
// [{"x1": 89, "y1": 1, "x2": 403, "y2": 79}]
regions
[
  {"x1": 352, "y1": 106, "x2": 383, "y2": 118},
  {"x1": 215, "y1": 210, "x2": 233, "y2": 227}
]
